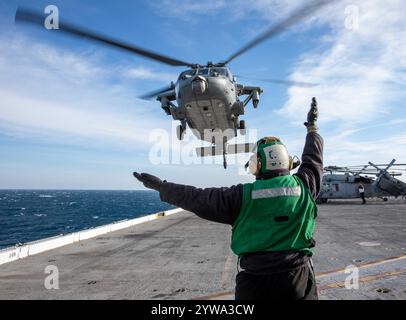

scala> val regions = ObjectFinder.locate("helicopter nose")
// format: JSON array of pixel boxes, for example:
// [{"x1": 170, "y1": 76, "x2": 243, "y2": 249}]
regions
[{"x1": 192, "y1": 76, "x2": 208, "y2": 95}]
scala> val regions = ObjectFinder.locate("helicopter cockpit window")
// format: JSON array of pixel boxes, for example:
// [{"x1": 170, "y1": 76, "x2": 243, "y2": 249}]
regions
[
  {"x1": 179, "y1": 70, "x2": 196, "y2": 79},
  {"x1": 197, "y1": 69, "x2": 209, "y2": 75},
  {"x1": 209, "y1": 68, "x2": 228, "y2": 77}
]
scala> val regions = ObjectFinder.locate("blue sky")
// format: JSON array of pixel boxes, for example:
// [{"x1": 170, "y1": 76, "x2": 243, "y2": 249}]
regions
[{"x1": 0, "y1": 0, "x2": 405, "y2": 189}]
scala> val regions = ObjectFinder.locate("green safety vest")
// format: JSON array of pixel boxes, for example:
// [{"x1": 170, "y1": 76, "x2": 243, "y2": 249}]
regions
[{"x1": 231, "y1": 175, "x2": 317, "y2": 257}]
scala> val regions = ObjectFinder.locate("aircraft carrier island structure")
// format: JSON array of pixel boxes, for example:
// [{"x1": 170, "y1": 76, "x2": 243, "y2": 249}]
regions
[{"x1": 0, "y1": 200, "x2": 405, "y2": 300}]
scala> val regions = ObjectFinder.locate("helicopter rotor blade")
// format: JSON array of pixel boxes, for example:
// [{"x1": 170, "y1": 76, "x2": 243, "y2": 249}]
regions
[
  {"x1": 15, "y1": 7, "x2": 194, "y2": 67},
  {"x1": 222, "y1": 0, "x2": 333, "y2": 65},
  {"x1": 236, "y1": 75, "x2": 318, "y2": 88},
  {"x1": 346, "y1": 164, "x2": 406, "y2": 168},
  {"x1": 139, "y1": 84, "x2": 175, "y2": 100}
]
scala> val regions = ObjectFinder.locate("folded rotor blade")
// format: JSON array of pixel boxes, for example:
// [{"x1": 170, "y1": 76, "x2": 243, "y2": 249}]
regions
[
  {"x1": 15, "y1": 7, "x2": 194, "y2": 67},
  {"x1": 223, "y1": 0, "x2": 333, "y2": 65},
  {"x1": 346, "y1": 164, "x2": 406, "y2": 168}
]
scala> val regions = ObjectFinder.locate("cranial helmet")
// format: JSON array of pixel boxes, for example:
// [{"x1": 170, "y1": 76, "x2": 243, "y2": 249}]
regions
[{"x1": 245, "y1": 137, "x2": 300, "y2": 176}]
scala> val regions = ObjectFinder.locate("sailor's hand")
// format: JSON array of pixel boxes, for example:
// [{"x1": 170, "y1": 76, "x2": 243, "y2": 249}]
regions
[
  {"x1": 133, "y1": 172, "x2": 163, "y2": 191},
  {"x1": 304, "y1": 97, "x2": 319, "y2": 133}
]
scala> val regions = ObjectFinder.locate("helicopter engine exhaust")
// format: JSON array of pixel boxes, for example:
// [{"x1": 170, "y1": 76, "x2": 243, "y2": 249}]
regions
[{"x1": 192, "y1": 76, "x2": 208, "y2": 95}]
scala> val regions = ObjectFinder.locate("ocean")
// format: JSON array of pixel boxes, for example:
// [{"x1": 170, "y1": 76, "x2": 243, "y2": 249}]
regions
[{"x1": 0, "y1": 190, "x2": 175, "y2": 250}]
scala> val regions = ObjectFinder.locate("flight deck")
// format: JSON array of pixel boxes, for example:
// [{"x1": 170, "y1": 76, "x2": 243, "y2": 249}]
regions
[{"x1": 0, "y1": 199, "x2": 405, "y2": 300}]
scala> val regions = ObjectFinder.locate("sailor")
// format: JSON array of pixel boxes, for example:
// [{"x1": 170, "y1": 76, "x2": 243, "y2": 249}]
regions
[
  {"x1": 134, "y1": 97, "x2": 323, "y2": 300},
  {"x1": 358, "y1": 184, "x2": 366, "y2": 204}
]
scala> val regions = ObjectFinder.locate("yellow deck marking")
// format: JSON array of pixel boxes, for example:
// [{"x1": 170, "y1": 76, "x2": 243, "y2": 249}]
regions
[
  {"x1": 194, "y1": 253, "x2": 406, "y2": 300},
  {"x1": 318, "y1": 269, "x2": 406, "y2": 291},
  {"x1": 317, "y1": 253, "x2": 406, "y2": 279}
]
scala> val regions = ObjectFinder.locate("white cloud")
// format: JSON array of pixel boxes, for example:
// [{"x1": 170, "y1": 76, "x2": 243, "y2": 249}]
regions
[
  {"x1": 0, "y1": 33, "x2": 171, "y2": 150},
  {"x1": 150, "y1": 0, "x2": 332, "y2": 33},
  {"x1": 279, "y1": 0, "x2": 406, "y2": 125},
  {"x1": 149, "y1": 0, "x2": 228, "y2": 19},
  {"x1": 0, "y1": 90, "x2": 153, "y2": 147},
  {"x1": 0, "y1": 36, "x2": 105, "y2": 86},
  {"x1": 323, "y1": 131, "x2": 406, "y2": 184},
  {"x1": 222, "y1": 0, "x2": 406, "y2": 179},
  {"x1": 1, "y1": 1, "x2": 406, "y2": 187},
  {"x1": 150, "y1": 0, "x2": 302, "y2": 21},
  {"x1": 125, "y1": 66, "x2": 177, "y2": 82},
  {"x1": 269, "y1": 0, "x2": 406, "y2": 174}
]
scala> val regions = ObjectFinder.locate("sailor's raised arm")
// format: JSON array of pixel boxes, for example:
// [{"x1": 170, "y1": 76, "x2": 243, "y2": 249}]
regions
[
  {"x1": 294, "y1": 98, "x2": 324, "y2": 199},
  {"x1": 133, "y1": 172, "x2": 243, "y2": 225}
]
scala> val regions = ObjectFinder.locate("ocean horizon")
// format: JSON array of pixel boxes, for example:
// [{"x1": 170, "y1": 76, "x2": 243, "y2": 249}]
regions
[{"x1": 0, "y1": 189, "x2": 175, "y2": 250}]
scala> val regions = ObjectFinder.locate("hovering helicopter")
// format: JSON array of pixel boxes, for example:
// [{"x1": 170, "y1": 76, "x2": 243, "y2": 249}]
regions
[
  {"x1": 317, "y1": 159, "x2": 406, "y2": 203},
  {"x1": 15, "y1": 0, "x2": 331, "y2": 168}
]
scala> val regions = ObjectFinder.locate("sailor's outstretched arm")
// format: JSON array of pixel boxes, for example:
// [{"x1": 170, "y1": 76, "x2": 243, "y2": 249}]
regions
[
  {"x1": 160, "y1": 182, "x2": 243, "y2": 225},
  {"x1": 133, "y1": 173, "x2": 243, "y2": 225},
  {"x1": 294, "y1": 98, "x2": 324, "y2": 199},
  {"x1": 295, "y1": 132, "x2": 324, "y2": 199}
]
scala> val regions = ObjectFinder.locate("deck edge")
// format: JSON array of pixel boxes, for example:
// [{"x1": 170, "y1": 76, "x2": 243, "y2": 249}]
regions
[{"x1": 0, "y1": 207, "x2": 182, "y2": 266}]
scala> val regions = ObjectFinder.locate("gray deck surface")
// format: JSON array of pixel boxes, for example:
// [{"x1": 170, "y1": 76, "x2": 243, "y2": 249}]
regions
[{"x1": 0, "y1": 199, "x2": 405, "y2": 300}]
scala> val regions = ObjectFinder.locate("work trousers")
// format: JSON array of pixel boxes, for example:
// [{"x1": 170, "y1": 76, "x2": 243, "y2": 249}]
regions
[{"x1": 235, "y1": 261, "x2": 318, "y2": 300}]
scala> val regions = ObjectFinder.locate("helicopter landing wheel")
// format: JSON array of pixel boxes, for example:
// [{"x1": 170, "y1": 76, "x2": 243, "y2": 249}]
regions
[
  {"x1": 239, "y1": 120, "x2": 246, "y2": 135},
  {"x1": 176, "y1": 125, "x2": 185, "y2": 140},
  {"x1": 222, "y1": 137, "x2": 228, "y2": 169}
]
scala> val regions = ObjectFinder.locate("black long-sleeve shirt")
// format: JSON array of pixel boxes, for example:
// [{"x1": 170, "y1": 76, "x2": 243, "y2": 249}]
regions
[
  {"x1": 159, "y1": 132, "x2": 324, "y2": 273},
  {"x1": 160, "y1": 132, "x2": 324, "y2": 225}
]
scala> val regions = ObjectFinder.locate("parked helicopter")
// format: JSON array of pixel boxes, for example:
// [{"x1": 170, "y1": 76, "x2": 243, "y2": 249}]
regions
[
  {"x1": 14, "y1": 0, "x2": 331, "y2": 168},
  {"x1": 317, "y1": 159, "x2": 406, "y2": 203}
]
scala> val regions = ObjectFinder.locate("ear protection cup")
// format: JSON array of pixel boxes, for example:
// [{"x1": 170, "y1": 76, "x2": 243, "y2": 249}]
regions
[
  {"x1": 246, "y1": 154, "x2": 259, "y2": 175},
  {"x1": 245, "y1": 137, "x2": 301, "y2": 175}
]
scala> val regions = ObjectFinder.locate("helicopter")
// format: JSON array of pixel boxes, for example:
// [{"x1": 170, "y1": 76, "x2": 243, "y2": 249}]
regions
[
  {"x1": 317, "y1": 159, "x2": 406, "y2": 203},
  {"x1": 14, "y1": 0, "x2": 331, "y2": 169}
]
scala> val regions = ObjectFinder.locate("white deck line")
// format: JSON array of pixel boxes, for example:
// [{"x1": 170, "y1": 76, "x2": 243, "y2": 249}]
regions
[{"x1": 0, "y1": 208, "x2": 182, "y2": 266}]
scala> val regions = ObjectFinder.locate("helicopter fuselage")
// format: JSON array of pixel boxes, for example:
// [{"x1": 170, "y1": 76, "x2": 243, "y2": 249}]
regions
[
  {"x1": 158, "y1": 66, "x2": 262, "y2": 144},
  {"x1": 318, "y1": 161, "x2": 406, "y2": 203}
]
